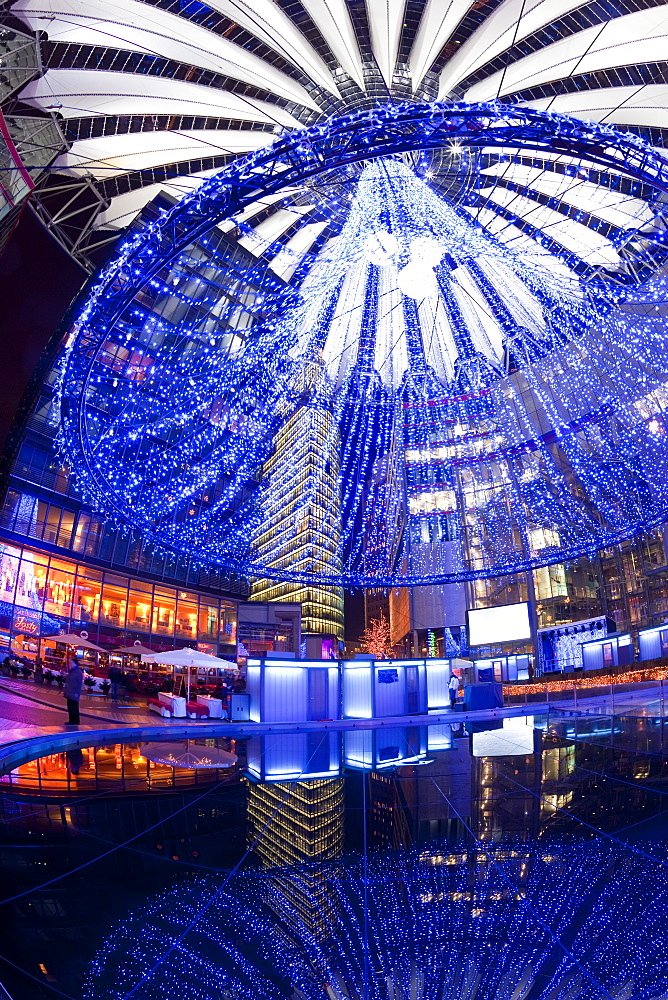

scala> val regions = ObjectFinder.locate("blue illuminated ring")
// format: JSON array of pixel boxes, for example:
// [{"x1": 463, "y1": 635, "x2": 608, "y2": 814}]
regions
[{"x1": 60, "y1": 101, "x2": 668, "y2": 585}]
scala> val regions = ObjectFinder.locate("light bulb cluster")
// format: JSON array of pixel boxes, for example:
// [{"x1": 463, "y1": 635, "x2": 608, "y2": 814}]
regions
[{"x1": 57, "y1": 101, "x2": 668, "y2": 587}]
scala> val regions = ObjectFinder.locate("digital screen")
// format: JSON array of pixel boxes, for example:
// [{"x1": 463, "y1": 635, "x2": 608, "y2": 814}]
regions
[{"x1": 467, "y1": 602, "x2": 531, "y2": 646}]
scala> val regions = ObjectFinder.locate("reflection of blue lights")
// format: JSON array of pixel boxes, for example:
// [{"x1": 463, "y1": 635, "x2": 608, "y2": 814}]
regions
[
  {"x1": 86, "y1": 842, "x2": 668, "y2": 999},
  {"x1": 60, "y1": 102, "x2": 668, "y2": 587}
]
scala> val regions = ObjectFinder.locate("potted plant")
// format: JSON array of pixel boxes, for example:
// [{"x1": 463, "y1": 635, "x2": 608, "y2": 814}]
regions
[
  {"x1": 43, "y1": 670, "x2": 54, "y2": 685},
  {"x1": 84, "y1": 676, "x2": 97, "y2": 694},
  {"x1": 21, "y1": 665, "x2": 33, "y2": 680},
  {"x1": 55, "y1": 674, "x2": 65, "y2": 688},
  {"x1": 100, "y1": 679, "x2": 111, "y2": 696},
  {"x1": 9, "y1": 662, "x2": 20, "y2": 677}
]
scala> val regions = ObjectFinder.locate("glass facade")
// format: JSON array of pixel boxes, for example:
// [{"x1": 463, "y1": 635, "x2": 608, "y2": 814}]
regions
[{"x1": 0, "y1": 539, "x2": 237, "y2": 658}]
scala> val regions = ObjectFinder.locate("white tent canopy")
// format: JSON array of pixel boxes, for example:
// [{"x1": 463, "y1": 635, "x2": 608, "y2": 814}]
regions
[
  {"x1": 142, "y1": 647, "x2": 238, "y2": 670},
  {"x1": 142, "y1": 647, "x2": 238, "y2": 700},
  {"x1": 41, "y1": 633, "x2": 105, "y2": 652}
]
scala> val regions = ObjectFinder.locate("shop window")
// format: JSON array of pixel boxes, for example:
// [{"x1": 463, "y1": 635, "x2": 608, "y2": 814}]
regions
[
  {"x1": 44, "y1": 559, "x2": 76, "y2": 618},
  {"x1": 127, "y1": 587, "x2": 153, "y2": 632},
  {"x1": 220, "y1": 601, "x2": 237, "y2": 644},
  {"x1": 16, "y1": 550, "x2": 48, "y2": 609},
  {"x1": 198, "y1": 602, "x2": 219, "y2": 640},
  {"x1": 100, "y1": 574, "x2": 128, "y2": 628},
  {"x1": 74, "y1": 569, "x2": 102, "y2": 624},
  {"x1": 176, "y1": 593, "x2": 198, "y2": 639},
  {"x1": 152, "y1": 588, "x2": 176, "y2": 636}
]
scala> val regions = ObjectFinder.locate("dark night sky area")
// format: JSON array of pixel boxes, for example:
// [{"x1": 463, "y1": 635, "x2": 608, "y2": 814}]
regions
[{"x1": 0, "y1": 208, "x2": 85, "y2": 450}]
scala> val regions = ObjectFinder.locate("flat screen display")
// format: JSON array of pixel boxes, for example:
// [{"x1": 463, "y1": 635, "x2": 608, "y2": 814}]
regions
[{"x1": 467, "y1": 602, "x2": 531, "y2": 646}]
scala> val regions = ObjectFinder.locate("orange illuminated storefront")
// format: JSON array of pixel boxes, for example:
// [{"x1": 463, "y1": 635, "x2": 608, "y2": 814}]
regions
[{"x1": 0, "y1": 540, "x2": 238, "y2": 660}]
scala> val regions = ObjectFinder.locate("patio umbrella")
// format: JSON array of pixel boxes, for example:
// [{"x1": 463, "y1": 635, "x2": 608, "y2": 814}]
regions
[
  {"x1": 141, "y1": 741, "x2": 237, "y2": 770},
  {"x1": 142, "y1": 647, "x2": 238, "y2": 700},
  {"x1": 41, "y1": 633, "x2": 105, "y2": 652},
  {"x1": 113, "y1": 644, "x2": 156, "y2": 656}
]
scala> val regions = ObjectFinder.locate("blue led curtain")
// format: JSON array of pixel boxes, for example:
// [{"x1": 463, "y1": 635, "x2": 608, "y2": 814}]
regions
[
  {"x1": 85, "y1": 843, "x2": 668, "y2": 999},
  {"x1": 58, "y1": 102, "x2": 668, "y2": 586}
]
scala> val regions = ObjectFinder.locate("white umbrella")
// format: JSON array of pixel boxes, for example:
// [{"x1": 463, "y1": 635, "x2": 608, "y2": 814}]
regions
[
  {"x1": 142, "y1": 647, "x2": 238, "y2": 700},
  {"x1": 141, "y1": 742, "x2": 237, "y2": 770}
]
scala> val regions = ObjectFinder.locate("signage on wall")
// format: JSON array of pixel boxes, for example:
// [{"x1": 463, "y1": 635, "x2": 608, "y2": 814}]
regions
[
  {"x1": 13, "y1": 607, "x2": 41, "y2": 635},
  {"x1": 378, "y1": 668, "x2": 399, "y2": 684}
]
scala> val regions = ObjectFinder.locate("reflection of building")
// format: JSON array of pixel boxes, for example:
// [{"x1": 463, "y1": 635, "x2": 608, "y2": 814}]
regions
[
  {"x1": 246, "y1": 776, "x2": 344, "y2": 939},
  {"x1": 251, "y1": 362, "x2": 344, "y2": 646},
  {"x1": 246, "y1": 778, "x2": 344, "y2": 868}
]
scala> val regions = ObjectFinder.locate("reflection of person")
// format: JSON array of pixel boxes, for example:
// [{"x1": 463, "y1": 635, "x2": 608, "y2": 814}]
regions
[
  {"x1": 63, "y1": 656, "x2": 83, "y2": 725},
  {"x1": 66, "y1": 748, "x2": 84, "y2": 774},
  {"x1": 448, "y1": 674, "x2": 459, "y2": 709}
]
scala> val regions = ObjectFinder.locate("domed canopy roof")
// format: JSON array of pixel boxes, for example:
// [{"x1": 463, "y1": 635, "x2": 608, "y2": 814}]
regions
[{"x1": 10, "y1": 0, "x2": 668, "y2": 262}]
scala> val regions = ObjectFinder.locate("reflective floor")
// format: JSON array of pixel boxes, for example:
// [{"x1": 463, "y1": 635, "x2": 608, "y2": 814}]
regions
[{"x1": 1, "y1": 713, "x2": 668, "y2": 998}]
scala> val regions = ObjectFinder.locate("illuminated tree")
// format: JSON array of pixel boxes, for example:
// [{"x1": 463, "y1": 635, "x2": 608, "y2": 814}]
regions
[{"x1": 360, "y1": 611, "x2": 394, "y2": 660}]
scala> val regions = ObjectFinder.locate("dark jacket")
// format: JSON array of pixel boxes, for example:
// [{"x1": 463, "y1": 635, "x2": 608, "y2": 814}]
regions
[{"x1": 63, "y1": 664, "x2": 84, "y2": 701}]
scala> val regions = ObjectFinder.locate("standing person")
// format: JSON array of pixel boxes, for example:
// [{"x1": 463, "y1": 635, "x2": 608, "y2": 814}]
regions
[
  {"x1": 448, "y1": 673, "x2": 459, "y2": 710},
  {"x1": 108, "y1": 663, "x2": 123, "y2": 701},
  {"x1": 34, "y1": 657, "x2": 44, "y2": 685},
  {"x1": 63, "y1": 656, "x2": 83, "y2": 725}
]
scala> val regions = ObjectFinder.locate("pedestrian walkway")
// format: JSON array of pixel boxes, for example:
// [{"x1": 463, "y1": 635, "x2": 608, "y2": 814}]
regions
[{"x1": 0, "y1": 677, "x2": 182, "y2": 748}]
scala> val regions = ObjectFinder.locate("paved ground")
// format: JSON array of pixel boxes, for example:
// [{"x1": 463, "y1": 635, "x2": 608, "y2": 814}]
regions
[
  {"x1": 0, "y1": 677, "x2": 177, "y2": 745},
  {"x1": 1, "y1": 676, "x2": 666, "y2": 756}
]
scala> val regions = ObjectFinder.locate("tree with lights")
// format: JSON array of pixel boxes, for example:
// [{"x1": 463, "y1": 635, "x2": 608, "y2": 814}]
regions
[{"x1": 360, "y1": 611, "x2": 394, "y2": 659}]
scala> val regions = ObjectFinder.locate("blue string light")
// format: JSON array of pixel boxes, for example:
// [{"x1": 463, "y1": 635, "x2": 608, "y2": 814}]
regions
[
  {"x1": 83, "y1": 842, "x2": 668, "y2": 999},
  {"x1": 57, "y1": 101, "x2": 668, "y2": 587}
]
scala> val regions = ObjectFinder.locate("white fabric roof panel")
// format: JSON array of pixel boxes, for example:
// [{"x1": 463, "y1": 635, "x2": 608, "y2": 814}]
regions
[
  {"x1": 301, "y1": 0, "x2": 365, "y2": 90},
  {"x1": 438, "y1": 0, "x2": 586, "y2": 99},
  {"x1": 237, "y1": 205, "x2": 315, "y2": 256},
  {"x1": 480, "y1": 161, "x2": 655, "y2": 230},
  {"x1": 526, "y1": 86, "x2": 668, "y2": 130},
  {"x1": 92, "y1": 169, "x2": 219, "y2": 229},
  {"x1": 466, "y1": 7, "x2": 668, "y2": 102},
  {"x1": 480, "y1": 185, "x2": 622, "y2": 265},
  {"x1": 365, "y1": 0, "x2": 405, "y2": 87},
  {"x1": 54, "y1": 129, "x2": 273, "y2": 178},
  {"x1": 199, "y1": 0, "x2": 340, "y2": 97},
  {"x1": 410, "y1": 0, "x2": 473, "y2": 92},
  {"x1": 19, "y1": 69, "x2": 302, "y2": 126},
  {"x1": 270, "y1": 220, "x2": 329, "y2": 280},
  {"x1": 12, "y1": 0, "x2": 319, "y2": 109}
]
